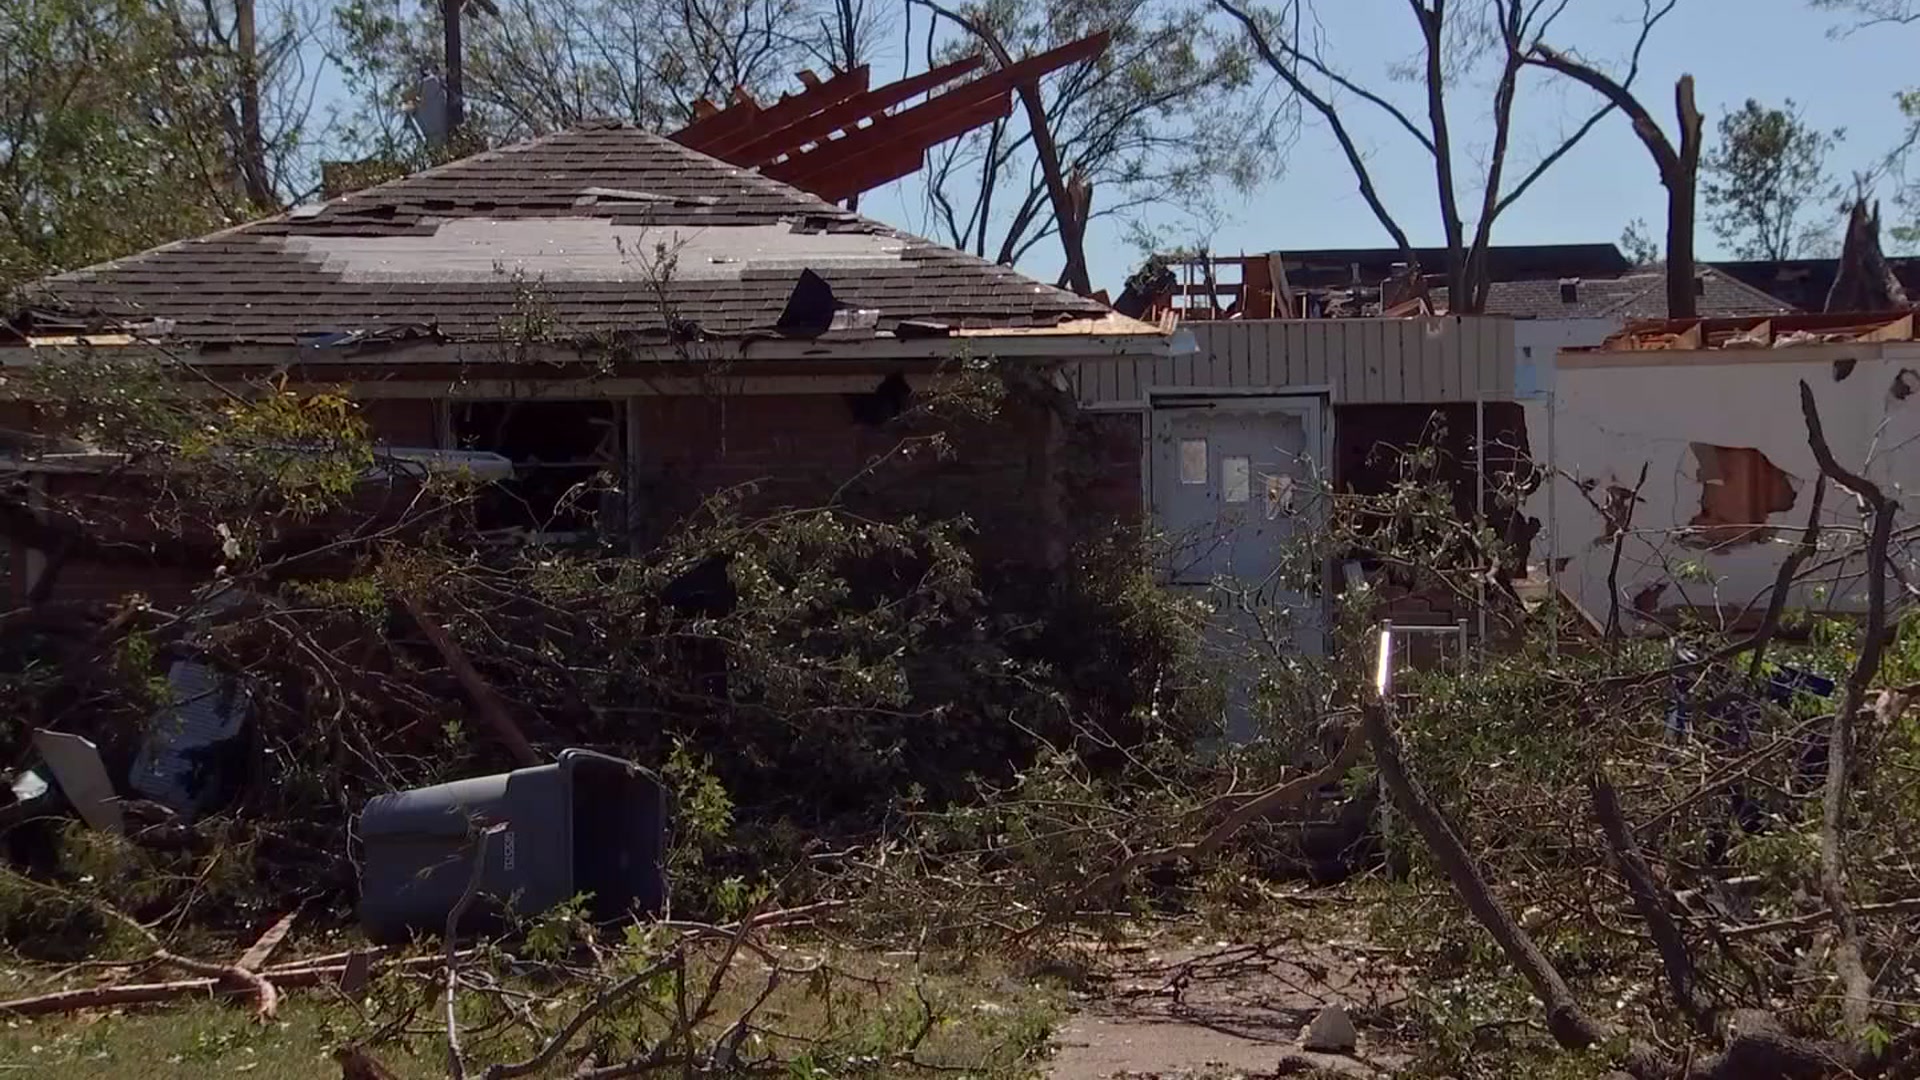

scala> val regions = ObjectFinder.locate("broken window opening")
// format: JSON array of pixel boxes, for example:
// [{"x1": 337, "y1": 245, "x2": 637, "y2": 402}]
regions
[
  {"x1": 453, "y1": 400, "x2": 624, "y2": 542},
  {"x1": 1686, "y1": 443, "x2": 1796, "y2": 549}
]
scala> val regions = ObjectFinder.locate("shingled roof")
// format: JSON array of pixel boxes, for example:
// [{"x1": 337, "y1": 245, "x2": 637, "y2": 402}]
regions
[
  {"x1": 7, "y1": 124, "x2": 1120, "y2": 349},
  {"x1": 1464, "y1": 266, "x2": 1795, "y2": 320}
]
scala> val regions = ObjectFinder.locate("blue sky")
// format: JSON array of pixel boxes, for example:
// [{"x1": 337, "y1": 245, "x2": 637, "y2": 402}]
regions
[{"x1": 856, "y1": 0, "x2": 1919, "y2": 294}]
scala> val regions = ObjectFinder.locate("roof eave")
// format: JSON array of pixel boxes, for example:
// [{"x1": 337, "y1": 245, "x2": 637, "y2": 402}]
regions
[{"x1": 0, "y1": 322, "x2": 1173, "y2": 368}]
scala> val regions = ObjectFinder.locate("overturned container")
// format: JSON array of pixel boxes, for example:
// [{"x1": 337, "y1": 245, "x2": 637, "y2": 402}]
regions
[{"x1": 359, "y1": 749, "x2": 667, "y2": 944}]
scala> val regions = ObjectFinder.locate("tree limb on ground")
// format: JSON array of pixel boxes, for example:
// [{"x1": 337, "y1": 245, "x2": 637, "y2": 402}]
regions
[
  {"x1": 1590, "y1": 770, "x2": 1714, "y2": 1032},
  {"x1": 1798, "y1": 378, "x2": 1896, "y2": 1037},
  {"x1": 1044, "y1": 723, "x2": 1367, "y2": 925},
  {"x1": 401, "y1": 592, "x2": 541, "y2": 768}
]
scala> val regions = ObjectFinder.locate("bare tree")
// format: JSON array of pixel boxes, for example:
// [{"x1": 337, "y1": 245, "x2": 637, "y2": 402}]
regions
[
  {"x1": 1526, "y1": 50, "x2": 1703, "y2": 319},
  {"x1": 912, "y1": 0, "x2": 1270, "y2": 293},
  {"x1": 1812, "y1": 0, "x2": 1920, "y2": 31},
  {"x1": 1212, "y1": 0, "x2": 1674, "y2": 314},
  {"x1": 331, "y1": 0, "x2": 815, "y2": 148}
]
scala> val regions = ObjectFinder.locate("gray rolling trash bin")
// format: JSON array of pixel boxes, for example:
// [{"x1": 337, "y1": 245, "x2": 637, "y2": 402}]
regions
[{"x1": 359, "y1": 749, "x2": 667, "y2": 944}]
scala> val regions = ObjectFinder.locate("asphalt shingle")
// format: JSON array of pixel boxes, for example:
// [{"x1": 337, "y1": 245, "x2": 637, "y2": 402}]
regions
[
  {"x1": 1466, "y1": 267, "x2": 1796, "y2": 320},
  {"x1": 9, "y1": 125, "x2": 1111, "y2": 348}
]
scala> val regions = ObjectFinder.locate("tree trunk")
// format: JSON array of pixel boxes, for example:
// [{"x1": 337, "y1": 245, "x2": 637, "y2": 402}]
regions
[
  {"x1": 1526, "y1": 48, "x2": 1703, "y2": 321},
  {"x1": 234, "y1": 0, "x2": 273, "y2": 208},
  {"x1": 1664, "y1": 75, "x2": 1702, "y2": 319},
  {"x1": 443, "y1": 0, "x2": 466, "y2": 134}
]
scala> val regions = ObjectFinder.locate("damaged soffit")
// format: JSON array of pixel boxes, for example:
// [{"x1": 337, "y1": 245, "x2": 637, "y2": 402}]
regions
[{"x1": 5, "y1": 125, "x2": 1119, "y2": 350}]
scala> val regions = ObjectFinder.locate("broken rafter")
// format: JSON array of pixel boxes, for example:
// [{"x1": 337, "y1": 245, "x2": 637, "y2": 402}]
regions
[
  {"x1": 672, "y1": 32, "x2": 1108, "y2": 207},
  {"x1": 772, "y1": 94, "x2": 1014, "y2": 202},
  {"x1": 710, "y1": 55, "x2": 987, "y2": 167},
  {"x1": 675, "y1": 66, "x2": 873, "y2": 160},
  {"x1": 769, "y1": 33, "x2": 1108, "y2": 203}
]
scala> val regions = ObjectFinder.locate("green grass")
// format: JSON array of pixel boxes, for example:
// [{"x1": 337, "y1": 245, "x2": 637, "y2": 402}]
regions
[{"x1": 0, "y1": 943, "x2": 1064, "y2": 1078}]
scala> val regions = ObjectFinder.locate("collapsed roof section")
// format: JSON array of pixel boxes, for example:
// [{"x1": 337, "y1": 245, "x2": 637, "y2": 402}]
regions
[{"x1": 4, "y1": 125, "x2": 1137, "y2": 353}]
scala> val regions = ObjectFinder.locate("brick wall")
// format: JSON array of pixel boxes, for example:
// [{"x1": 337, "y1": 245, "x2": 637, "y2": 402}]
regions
[
  {"x1": 628, "y1": 391, "x2": 1075, "y2": 564},
  {"x1": 4, "y1": 382, "x2": 1139, "y2": 607}
]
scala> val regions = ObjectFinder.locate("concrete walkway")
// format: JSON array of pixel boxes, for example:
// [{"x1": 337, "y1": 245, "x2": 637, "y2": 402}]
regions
[{"x1": 1044, "y1": 940, "x2": 1407, "y2": 1080}]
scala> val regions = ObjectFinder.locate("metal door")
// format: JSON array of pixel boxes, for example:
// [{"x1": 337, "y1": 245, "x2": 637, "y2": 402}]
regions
[{"x1": 1151, "y1": 395, "x2": 1325, "y2": 736}]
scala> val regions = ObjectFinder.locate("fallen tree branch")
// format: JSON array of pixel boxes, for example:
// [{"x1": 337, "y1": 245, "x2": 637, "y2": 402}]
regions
[
  {"x1": 1722, "y1": 896, "x2": 1920, "y2": 940},
  {"x1": 1604, "y1": 462, "x2": 1651, "y2": 644},
  {"x1": 481, "y1": 951, "x2": 685, "y2": 1080},
  {"x1": 1590, "y1": 770, "x2": 1713, "y2": 1031},
  {"x1": 446, "y1": 822, "x2": 504, "y2": 1080},
  {"x1": 1360, "y1": 689, "x2": 1616, "y2": 1052},
  {"x1": 1799, "y1": 378, "x2": 1894, "y2": 1036},
  {"x1": 155, "y1": 950, "x2": 279, "y2": 1021},
  {"x1": 401, "y1": 592, "x2": 540, "y2": 768},
  {"x1": 1748, "y1": 472, "x2": 1829, "y2": 681},
  {"x1": 1047, "y1": 723, "x2": 1367, "y2": 920}
]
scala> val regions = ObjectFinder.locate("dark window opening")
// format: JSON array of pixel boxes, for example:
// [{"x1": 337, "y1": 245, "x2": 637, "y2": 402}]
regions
[{"x1": 453, "y1": 400, "x2": 623, "y2": 540}]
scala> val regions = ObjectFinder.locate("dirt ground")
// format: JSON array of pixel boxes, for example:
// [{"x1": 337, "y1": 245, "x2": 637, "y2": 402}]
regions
[{"x1": 1046, "y1": 938, "x2": 1410, "y2": 1080}]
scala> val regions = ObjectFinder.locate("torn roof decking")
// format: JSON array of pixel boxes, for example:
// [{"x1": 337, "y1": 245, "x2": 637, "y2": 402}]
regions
[
  {"x1": 1592, "y1": 311, "x2": 1920, "y2": 353},
  {"x1": 5, "y1": 126, "x2": 1137, "y2": 353}
]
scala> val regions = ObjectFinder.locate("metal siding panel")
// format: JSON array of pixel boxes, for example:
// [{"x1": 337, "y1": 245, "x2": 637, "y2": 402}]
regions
[
  {"x1": 1436, "y1": 318, "x2": 1458, "y2": 400},
  {"x1": 1465, "y1": 318, "x2": 1487, "y2": 398},
  {"x1": 1476, "y1": 318, "x2": 1497, "y2": 398},
  {"x1": 1348, "y1": 323, "x2": 1374, "y2": 402},
  {"x1": 1285, "y1": 321, "x2": 1309, "y2": 386},
  {"x1": 1489, "y1": 317, "x2": 1505, "y2": 397},
  {"x1": 1368, "y1": 321, "x2": 1388, "y2": 402},
  {"x1": 1355, "y1": 322, "x2": 1375, "y2": 401},
  {"x1": 1209, "y1": 326, "x2": 1231, "y2": 386},
  {"x1": 1320, "y1": 326, "x2": 1336, "y2": 401},
  {"x1": 1382, "y1": 321, "x2": 1404, "y2": 401},
  {"x1": 1404, "y1": 320, "x2": 1428, "y2": 401},
  {"x1": 1312, "y1": 321, "x2": 1333, "y2": 395},
  {"x1": 1175, "y1": 342, "x2": 1192, "y2": 387},
  {"x1": 1478, "y1": 319, "x2": 1499, "y2": 398},
  {"x1": 1232, "y1": 322, "x2": 1251, "y2": 387}
]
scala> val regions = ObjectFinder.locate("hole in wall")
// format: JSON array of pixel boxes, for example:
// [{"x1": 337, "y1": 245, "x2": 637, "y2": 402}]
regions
[{"x1": 1685, "y1": 443, "x2": 1796, "y2": 549}]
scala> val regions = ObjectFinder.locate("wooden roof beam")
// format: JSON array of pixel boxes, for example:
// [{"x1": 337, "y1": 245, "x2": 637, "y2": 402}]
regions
[
  {"x1": 673, "y1": 66, "x2": 871, "y2": 156},
  {"x1": 726, "y1": 54, "x2": 986, "y2": 166}
]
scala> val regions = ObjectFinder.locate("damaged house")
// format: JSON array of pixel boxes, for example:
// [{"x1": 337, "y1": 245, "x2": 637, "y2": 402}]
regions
[
  {"x1": 0, "y1": 123, "x2": 1170, "y2": 610},
  {"x1": 1535, "y1": 312, "x2": 1920, "y2": 626}
]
